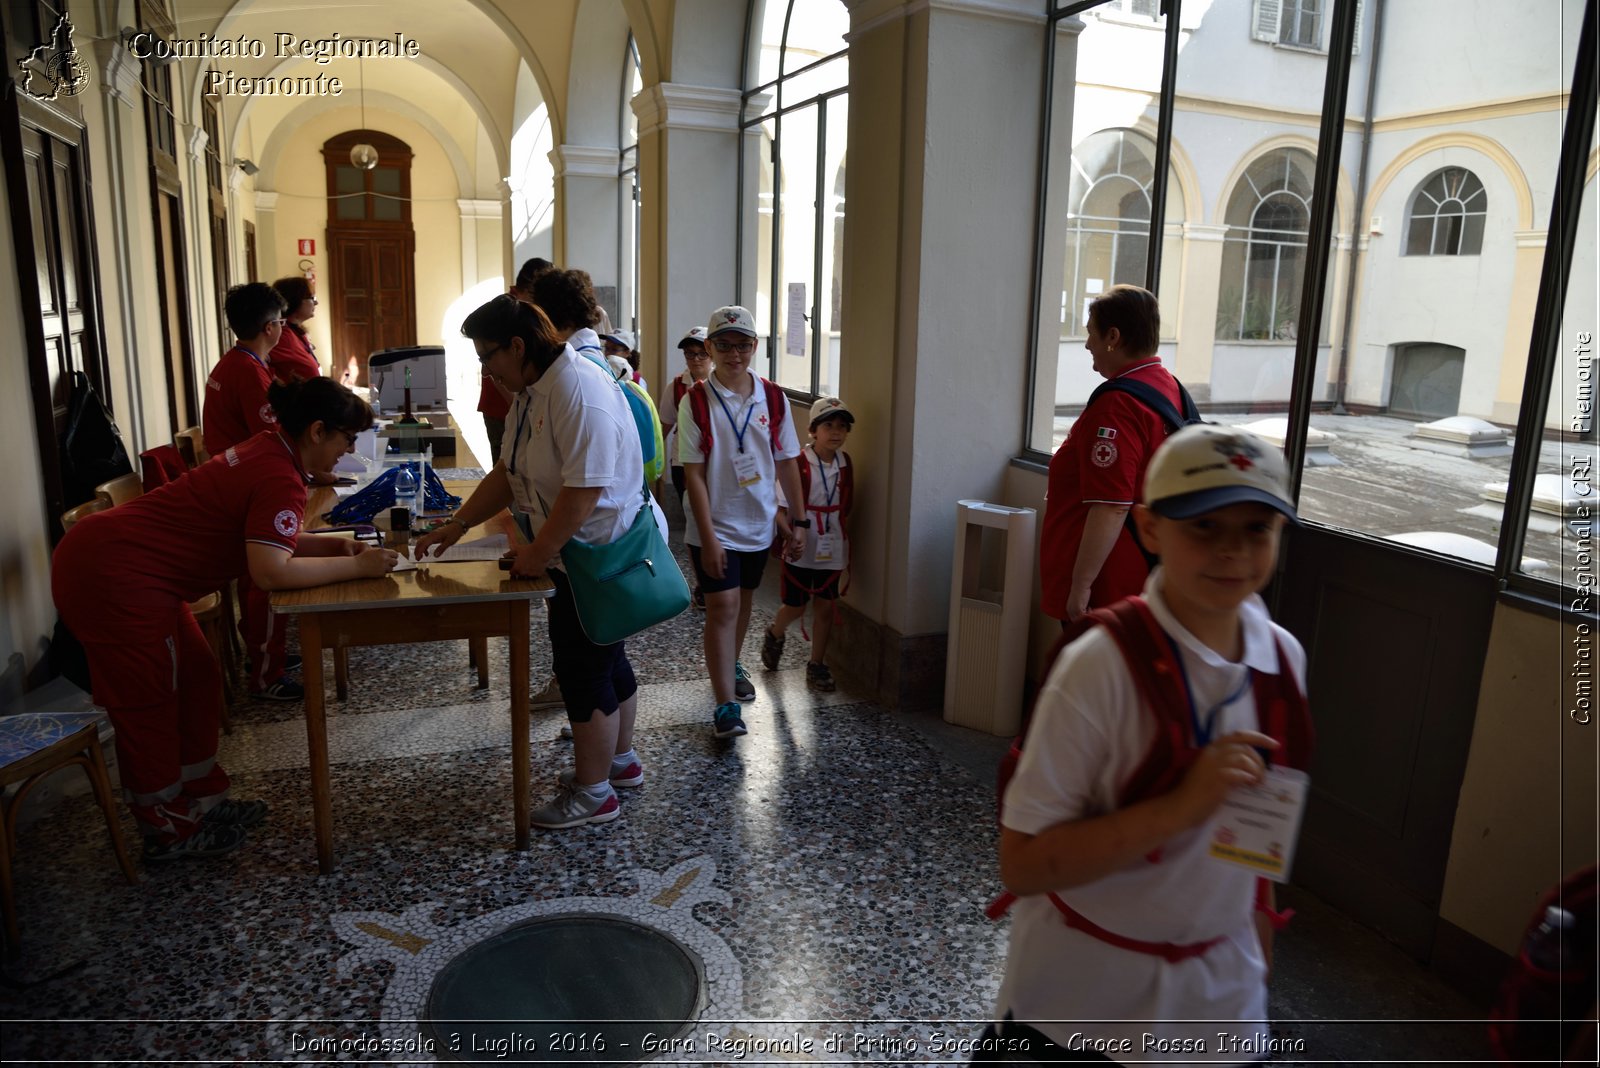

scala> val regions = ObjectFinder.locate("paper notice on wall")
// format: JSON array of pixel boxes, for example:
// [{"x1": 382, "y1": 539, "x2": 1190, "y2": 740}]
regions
[{"x1": 786, "y1": 283, "x2": 808, "y2": 356}]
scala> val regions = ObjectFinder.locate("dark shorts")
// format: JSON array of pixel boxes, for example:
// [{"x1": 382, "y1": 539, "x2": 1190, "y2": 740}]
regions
[
  {"x1": 688, "y1": 544, "x2": 769, "y2": 595},
  {"x1": 547, "y1": 570, "x2": 638, "y2": 723},
  {"x1": 780, "y1": 564, "x2": 842, "y2": 607},
  {"x1": 670, "y1": 464, "x2": 686, "y2": 499}
]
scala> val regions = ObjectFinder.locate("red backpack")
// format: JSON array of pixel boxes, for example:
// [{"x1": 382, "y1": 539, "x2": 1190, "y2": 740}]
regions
[
  {"x1": 988, "y1": 597, "x2": 1315, "y2": 959},
  {"x1": 685, "y1": 376, "x2": 788, "y2": 457},
  {"x1": 772, "y1": 449, "x2": 855, "y2": 625},
  {"x1": 1489, "y1": 864, "x2": 1598, "y2": 1063}
]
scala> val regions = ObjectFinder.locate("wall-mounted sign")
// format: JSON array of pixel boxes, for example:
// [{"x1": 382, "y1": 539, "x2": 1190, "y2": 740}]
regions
[{"x1": 298, "y1": 239, "x2": 316, "y2": 255}]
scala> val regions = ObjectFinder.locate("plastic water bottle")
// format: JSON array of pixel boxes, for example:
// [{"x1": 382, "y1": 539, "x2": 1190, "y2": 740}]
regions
[
  {"x1": 393, "y1": 462, "x2": 418, "y2": 518},
  {"x1": 1524, "y1": 905, "x2": 1578, "y2": 973}
]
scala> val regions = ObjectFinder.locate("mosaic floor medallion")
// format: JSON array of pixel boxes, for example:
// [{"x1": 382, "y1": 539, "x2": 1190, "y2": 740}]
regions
[{"x1": 309, "y1": 855, "x2": 774, "y2": 1065}]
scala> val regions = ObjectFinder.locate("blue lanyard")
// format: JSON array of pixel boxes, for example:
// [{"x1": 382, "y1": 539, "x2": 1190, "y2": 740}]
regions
[
  {"x1": 813, "y1": 449, "x2": 838, "y2": 533},
  {"x1": 506, "y1": 396, "x2": 531, "y2": 475},
  {"x1": 234, "y1": 345, "x2": 270, "y2": 373},
  {"x1": 711, "y1": 382, "x2": 757, "y2": 453},
  {"x1": 1165, "y1": 634, "x2": 1253, "y2": 748}
]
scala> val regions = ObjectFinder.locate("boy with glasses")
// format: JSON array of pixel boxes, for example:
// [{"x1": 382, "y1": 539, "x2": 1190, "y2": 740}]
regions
[
  {"x1": 663, "y1": 326, "x2": 713, "y2": 605},
  {"x1": 679, "y1": 306, "x2": 805, "y2": 738}
]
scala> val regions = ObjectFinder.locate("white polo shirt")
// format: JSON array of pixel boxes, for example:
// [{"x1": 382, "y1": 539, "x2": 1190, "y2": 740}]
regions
[
  {"x1": 996, "y1": 568, "x2": 1307, "y2": 1062},
  {"x1": 676, "y1": 370, "x2": 801, "y2": 552},
  {"x1": 501, "y1": 345, "x2": 645, "y2": 558},
  {"x1": 774, "y1": 445, "x2": 849, "y2": 571}
]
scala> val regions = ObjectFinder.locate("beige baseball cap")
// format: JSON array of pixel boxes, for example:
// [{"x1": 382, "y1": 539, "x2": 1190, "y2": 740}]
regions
[{"x1": 1142, "y1": 423, "x2": 1297, "y2": 521}]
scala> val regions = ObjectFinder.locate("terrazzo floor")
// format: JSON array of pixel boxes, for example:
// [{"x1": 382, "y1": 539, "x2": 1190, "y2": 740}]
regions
[{"x1": 0, "y1": 490, "x2": 1492, "y2": 1065}]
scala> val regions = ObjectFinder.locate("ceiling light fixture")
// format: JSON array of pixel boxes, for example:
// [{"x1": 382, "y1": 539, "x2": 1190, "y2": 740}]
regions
[{"x1": 350, "y1": 52, "x2": 378, "y2": 170}]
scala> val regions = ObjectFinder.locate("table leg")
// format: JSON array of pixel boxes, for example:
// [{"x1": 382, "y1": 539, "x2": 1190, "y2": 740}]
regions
[
  {"x1": 300, "y1": 616, "x2": 335, "y2": 874},
  {"x1": 471, "y1": 635, "x2": 489, "y2": 690},
  {"x1": 510, "y1": 601, "x2": 530, "y2": 850},
  {"x1": 334, "y1": 647, "x2": 349, "y2": 701}
]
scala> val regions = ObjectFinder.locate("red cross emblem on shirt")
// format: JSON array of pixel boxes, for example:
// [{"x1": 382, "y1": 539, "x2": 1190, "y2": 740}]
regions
[{"x1": 1229, "y1": 454, "x2": 1254, "y2": 471}]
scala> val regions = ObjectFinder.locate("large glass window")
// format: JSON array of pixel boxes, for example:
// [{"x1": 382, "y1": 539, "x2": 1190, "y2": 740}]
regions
[
  {"x1": 619, "y1": 36, "x2": 642, "y2": 340},
  {"x1": 738, "y1": 0, "x2": 849, "y2": 398},
  {"x1": 1029, "y1": 0, "x2": 1589, "y2": 592}
]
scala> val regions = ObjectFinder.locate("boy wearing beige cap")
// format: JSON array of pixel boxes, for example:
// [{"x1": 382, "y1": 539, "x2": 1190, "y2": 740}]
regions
[
  {"x1": 761, "y1": 396, "x2": 855, "y2": 691},
  {"x1": 987, "y1": 423, "x2": 1314, "y2": 1061},
  {"x1": 679, "y1": 306, "x2": 806, "y2": 739}
]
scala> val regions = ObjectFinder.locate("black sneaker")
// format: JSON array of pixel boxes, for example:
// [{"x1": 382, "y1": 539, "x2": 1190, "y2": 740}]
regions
[
  {"x1": 806, "y1": 662, "x2": 837, "y2": 692},
  {"x1": 143, "y1": 822, "x2": 249, "y2": 862},
  {"x1": 284, "y1": 654, "x2": 303, "y2": 672},
  {"x1": 203, "y1": 798, "x2": 269, "y2": 829},
  {"x1": 733, "y1": 661, "x2": 756, "y2": 703},
  {"x1": 713, "y1": 702, "x2": 747, "y2": 739},
  {"x1": 252, "y1": 677, "x2": 304, "y2": 702},
  {"x1": 760, "y1": 629, "x2": 785, "y2": 671}
]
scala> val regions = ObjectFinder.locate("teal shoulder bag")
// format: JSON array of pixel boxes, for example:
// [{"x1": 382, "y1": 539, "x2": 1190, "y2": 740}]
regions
[{"x1": 548, "y1": 484, "x2": 690, "y2": 645}]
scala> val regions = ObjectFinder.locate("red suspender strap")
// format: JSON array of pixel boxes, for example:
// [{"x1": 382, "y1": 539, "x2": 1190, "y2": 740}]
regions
[
  {"x1": 1046, "y1": 892, "x2": 1226, "y2": 963},
  {"x1": 689, "y1": 381, "x2": 713, "y2": 456},
  {"x1": 762, "y1": 378, "x2": 786, "y2": 453},
  {"x1": 673, "y1": 377, "x2": 689, "y2": 414},
  {"x1": 1099, "y1": 599, "x2": 1196, "y2": 808}
]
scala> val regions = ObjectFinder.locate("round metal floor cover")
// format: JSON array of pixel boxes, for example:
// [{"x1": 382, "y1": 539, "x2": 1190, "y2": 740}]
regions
[{"x1": 425, "y1": 913, "x2": 705, "y2": 1065}]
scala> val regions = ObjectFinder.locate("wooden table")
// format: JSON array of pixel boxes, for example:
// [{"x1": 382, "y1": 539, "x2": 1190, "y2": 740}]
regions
[{"x1": 273, "y1": 484, "x2": 551, "y2": 873}]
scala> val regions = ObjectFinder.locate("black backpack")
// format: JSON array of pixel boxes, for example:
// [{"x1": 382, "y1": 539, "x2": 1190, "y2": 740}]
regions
[
  {"x1": 1083, "y1": 375, "x2": 1203, "y2": 567},
  {"x1": 60, "y1": 371, "x2": 133, "y2": 507}
]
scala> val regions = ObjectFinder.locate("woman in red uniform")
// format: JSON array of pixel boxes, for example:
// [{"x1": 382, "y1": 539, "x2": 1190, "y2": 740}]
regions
[
  {"x1": 268, "y1": 276, "x2": 323, "y2": 383},
  {"x1": 52, "y1": 378, "x2": 399, "y2": 860}
]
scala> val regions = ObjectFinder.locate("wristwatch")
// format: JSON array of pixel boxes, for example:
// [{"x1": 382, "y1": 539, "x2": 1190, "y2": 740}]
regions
[
  {"x1": 445, "y1": 515, "x2": 470, "y2": 531},
  {"x1": 792, "y1": 519, "x2": 811, "y2": 529}
]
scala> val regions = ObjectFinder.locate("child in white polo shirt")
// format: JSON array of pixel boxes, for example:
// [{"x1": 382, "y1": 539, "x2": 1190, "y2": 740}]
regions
[
  {"x1": 985, "y1": 423, "x2": 1314, "y2": 1064},
  {"x1": 678, "y1": 305, "x2": 805, "y2": 739},
  {"x1": 761, "y1": 396, "x2": 855, "y2": 692}
]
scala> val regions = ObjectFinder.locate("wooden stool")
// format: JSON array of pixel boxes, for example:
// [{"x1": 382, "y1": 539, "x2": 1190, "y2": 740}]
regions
[
  {"x1": 0, "y1": 711, "x2": 140, "y2": 947},
  {"x1": 174, "y1": 426, "x2": 208, "y2": 469},
  {"x1": 92, "y1": 473, "x2": 143, "y2": 509}
]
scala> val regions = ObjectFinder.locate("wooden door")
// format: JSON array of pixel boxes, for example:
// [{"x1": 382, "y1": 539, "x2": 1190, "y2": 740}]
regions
[
  {"x1": 152, "y1": 187, "x2": 195, "y2": 431},
  {"x1": 328, "y1": 231, "x2": 416, "y2": 385},
  {"x1": 1274, "y1": 527, "x2": 1498, "y2": 961},
  {"x1": 9, "y1": 98, "x2": 110, "y2": 528}
]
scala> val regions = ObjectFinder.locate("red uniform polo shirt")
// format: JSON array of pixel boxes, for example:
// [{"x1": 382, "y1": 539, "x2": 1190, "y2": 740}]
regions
[
  {"x1": 203, "y1": 346, "x2": 278, "y2": 456},
  {"x1": 53, "y1": 430, "x2": 307, "y2": 642},
  {"x1": 269, "y1": 325, "x2": 322, "y2": 383},
  {"x1": 477, "y1": 374, "x2": 511, "y2": 421},
  {"x1": 1040, "y1": 358, "x2": 1183, "y2": 620}
]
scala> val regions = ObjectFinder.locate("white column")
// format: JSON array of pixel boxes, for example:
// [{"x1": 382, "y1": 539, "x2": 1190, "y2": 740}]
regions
[
  {"x1": 632, "y1": 83, "x2": 745, "y2": 399},
  {"x1": 91, "y1": 38, "x2": 147, "y2": 451},
  {"x1": 456, "y1": 198, "x2": 504, "y2": 292},
  {"x1": 835, "y1": 0, "x2": 1048, "y2": 707},
  {"x1": 548, "y1": 143, "x2": 622, "y2": 317}
]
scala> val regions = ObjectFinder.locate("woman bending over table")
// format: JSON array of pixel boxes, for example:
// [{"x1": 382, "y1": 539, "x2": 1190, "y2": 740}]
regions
[
  {"x1": 416, "y1": 294, "x2": 661, "y2": 830},
  {"x1": 52, "y1": 378, "x2": 400, "y2": 861}
]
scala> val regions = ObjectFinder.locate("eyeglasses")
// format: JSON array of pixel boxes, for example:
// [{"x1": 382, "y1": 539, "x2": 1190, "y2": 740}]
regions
[
  {"x1": 711, "y1": 339, "x2": 757, "y2": 356},
  {"x1": 266, "y1": 317, "x2": 286, "y2": 327},
  {"x1": 683, "y1": 349, "x2": 711, "y2": 360},
  {"x1": 477, "y1": 343, "x2": 508, "y2": 365},
  {"x1": 337, "y1": 429, "x2": 359, "y2": 448}
]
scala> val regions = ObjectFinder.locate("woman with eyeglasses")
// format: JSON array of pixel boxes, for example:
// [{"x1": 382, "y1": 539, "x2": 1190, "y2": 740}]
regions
[
  {"x1": 268, "y1": 276, "x2": 323, "y2": 383},
  {"x1": 416, "y1": 292, "x2": 662, "y2": 830},
  {"x1": 53, "y1": 376, "x2": 399, "y2": 860}
]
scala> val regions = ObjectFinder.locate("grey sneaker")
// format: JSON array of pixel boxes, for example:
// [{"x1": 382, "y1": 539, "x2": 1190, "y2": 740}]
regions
[
  {"x1": 558, "y1": 758, "x2": 644, "y2": 790},
  {"x1": 530, "y1": 783, "x2": 620, "y2": 829},
  {"x1": 806, "y1": 662, "x2": 837, "y2": 692},
  {"x1": 558, "y1": 722, "x2": 574, "y2": 741},
  {"x1": 143, "y1": 821, "x2": 249, "y2": 862},
  {"x1": 202, "y1": 798, "x2": 268, "y2": 829},
  {"x1": 733, "y1": 661, "x2": 756, "y2": 703},
  {"x1": 531, "y1": 676, "x2": 565, "y2": 712},
  {"x1": 713, "y1": 702, "x2": 747, "y2": 739},
  {"x1": 760, "y1": 628, "x2": 785, "y2": 671}
]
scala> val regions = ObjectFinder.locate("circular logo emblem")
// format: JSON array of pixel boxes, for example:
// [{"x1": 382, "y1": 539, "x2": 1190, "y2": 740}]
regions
[
  {"x1": 273, "y1": 510, "x2": 300, "y2": 538},
  {"x1": 259, "y1": 403, "x2": 277, "y2": 424},
  {"x1": 1090, "y1": 441, "x2": 1119, "y2": 468}
]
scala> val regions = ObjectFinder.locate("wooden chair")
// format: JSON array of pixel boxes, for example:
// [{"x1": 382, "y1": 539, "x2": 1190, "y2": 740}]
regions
[
  {"x1": 174, "y1": 426, "x2": 208, "y2": 469},
  {"x1": 93, "y1": 473, "x2": 143, "y2": 509},
  {"x1": 60, "y1": 498, "x2": 109, "y2": 530},
  {"x1": 0, "y1": 710, "x2": 140, "y2": 946}
]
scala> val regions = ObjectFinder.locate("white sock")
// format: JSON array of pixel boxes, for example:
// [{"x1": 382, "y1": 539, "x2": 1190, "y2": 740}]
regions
[
  {"x1": 611, "y1": 749, "x2": 637, "y2": 769},
  {"x1": 576, "y1": 779, "x2": 614, "y2": 799}
]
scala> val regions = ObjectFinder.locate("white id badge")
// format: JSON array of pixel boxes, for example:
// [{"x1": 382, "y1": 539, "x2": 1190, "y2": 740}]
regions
[
  {"x1": 732, "y1": 449, "x2": 762, "y2": 488},
  {"x1": 1206, "y1": 766, "x2": 1310, "y2": 883},
  {"x1": 813, "y1": 531, "x2": 838, "y2": 563}
]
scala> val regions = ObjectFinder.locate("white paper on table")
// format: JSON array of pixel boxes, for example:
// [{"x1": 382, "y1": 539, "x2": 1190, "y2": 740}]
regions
[{"x1": 425, "y1": 533, "x2": 510, "y2": 563}]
